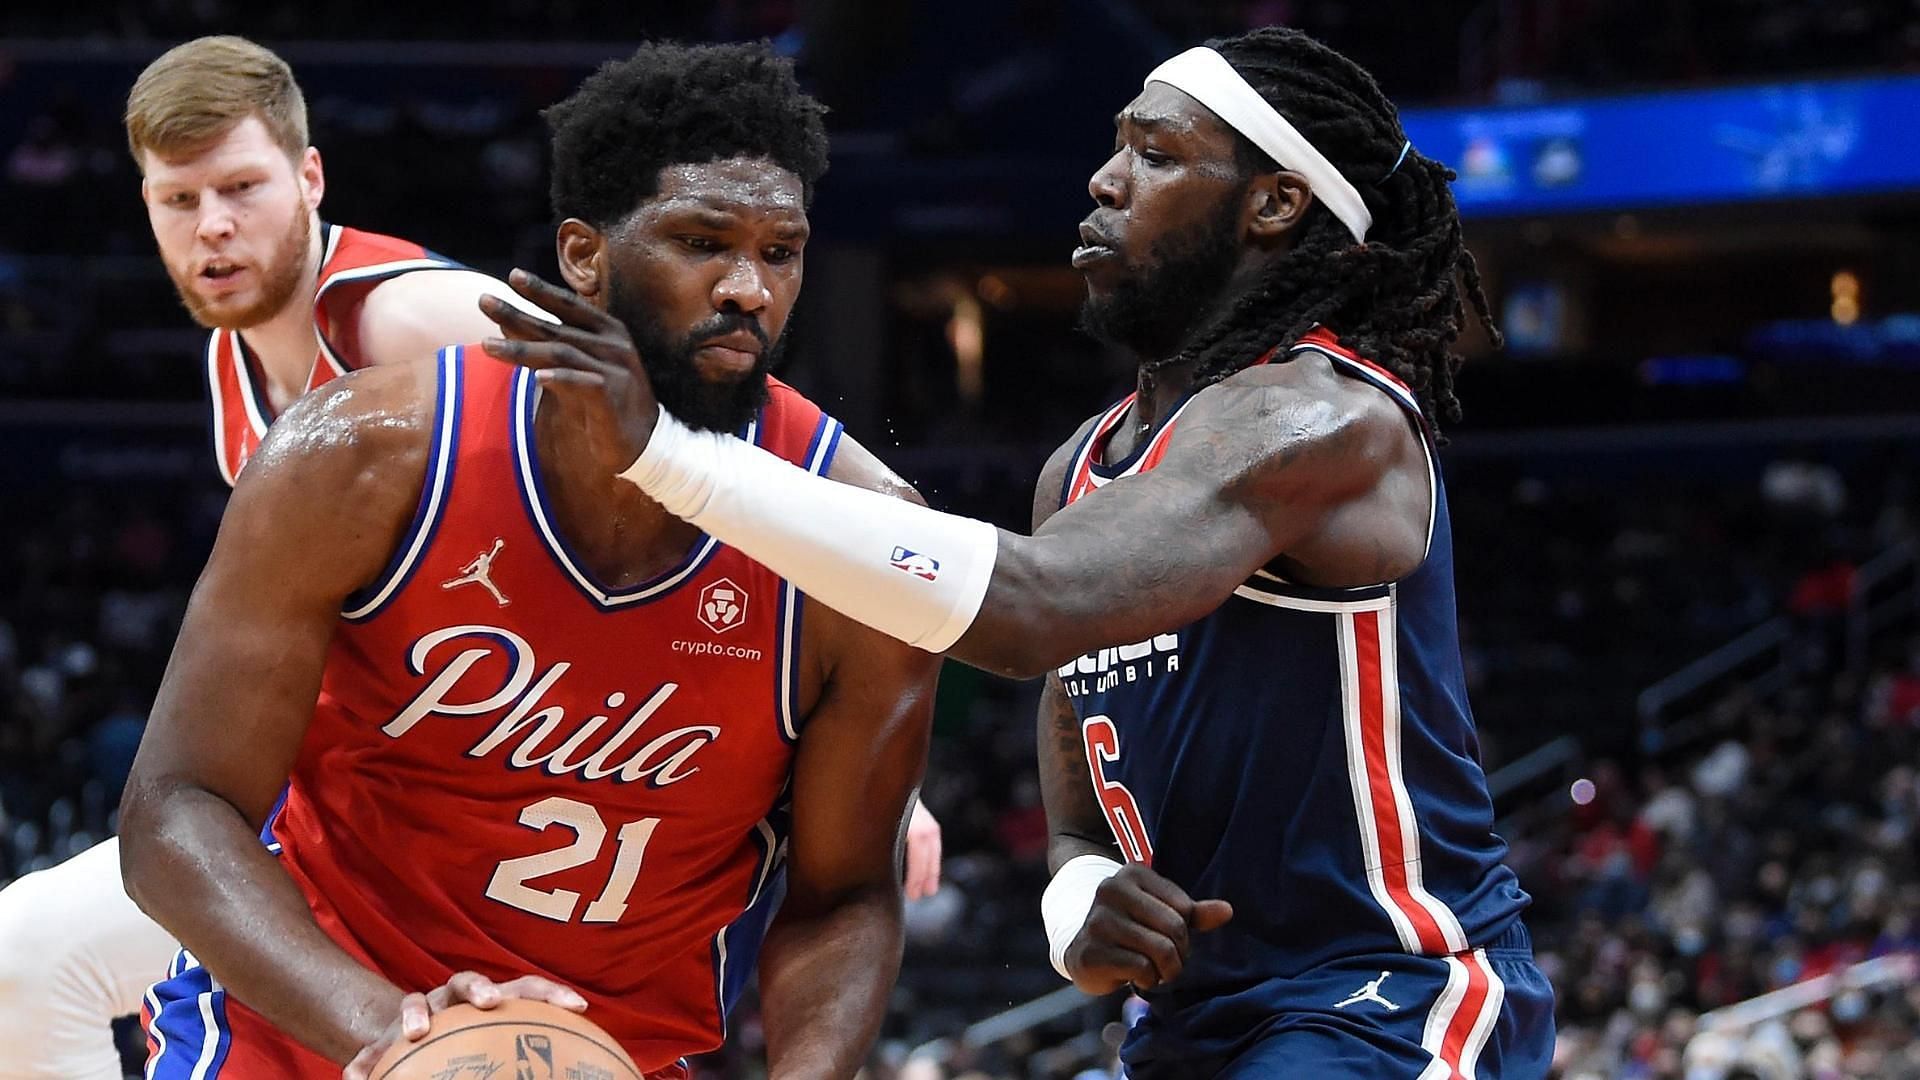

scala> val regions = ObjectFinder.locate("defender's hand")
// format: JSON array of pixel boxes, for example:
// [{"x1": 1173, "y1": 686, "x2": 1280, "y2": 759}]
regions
[
  {"x1": 904, "y1": 798, "x2": 943, "y2": 901},
  {"x1": 342, "y1": 971, "x2": 589, "y2": 1079},
  {"x1": 480, "y1": 268, "x2": 659, "y2": 465},
  {"x1": 1062, "y1": 863, "x2": 1233, "y2": 995}
]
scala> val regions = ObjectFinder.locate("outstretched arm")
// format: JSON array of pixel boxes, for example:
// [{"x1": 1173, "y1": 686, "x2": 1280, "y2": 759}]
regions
[
  {"x1": 965, "y1": 383, "x2": 1358, "y2": 673},
  {"x1": 353, "y1": 268, "x2": 556, "y2": 367},
  {"x1": 483, "y1": 269, "x2": 1425, "y2": 679}
]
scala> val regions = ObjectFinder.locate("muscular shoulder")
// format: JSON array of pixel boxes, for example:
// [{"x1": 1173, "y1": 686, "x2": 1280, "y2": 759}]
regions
[
  {"x1": 1166, "y1": 356, "x2": 1432, "y2": 585},
  {"x1": 351, "y1": 269, "x2": 539, "y2": 369},
  {"x1": 239, "y1": 357, "x2": 438, "y2": 530},
  {"x1": 1171, "y1": 355, "x2": 1420, "y2": 500},
  {"x1": 1032, "y1": 410, "x2": 1107, "y2": 531},
  {"x1": 203, "y1": 355, "x2": 445, "y2": 607}
]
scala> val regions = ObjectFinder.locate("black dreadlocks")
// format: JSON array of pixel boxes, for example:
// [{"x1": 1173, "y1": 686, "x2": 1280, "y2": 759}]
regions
[{"x1": 1175, "y1": 27, "x2": 1499, "y2": 430}]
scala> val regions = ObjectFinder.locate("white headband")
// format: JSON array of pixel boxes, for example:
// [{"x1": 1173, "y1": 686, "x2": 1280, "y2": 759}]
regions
[{"x1": 1144, "y1": 46, "x2": 1374, "y2": 244}]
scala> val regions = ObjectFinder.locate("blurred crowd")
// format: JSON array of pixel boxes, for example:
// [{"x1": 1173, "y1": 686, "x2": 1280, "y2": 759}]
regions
[
  {"x1": 0, "y1": 480, "x2": 215, "y2": 887},
  {"x1": 1532, "y1": 637, "x2": 1920, "y2": 1079}
]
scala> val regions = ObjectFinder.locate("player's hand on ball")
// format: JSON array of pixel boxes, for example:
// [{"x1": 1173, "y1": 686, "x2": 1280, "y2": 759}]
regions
[
  {"x1": 480, "y1": 268, "x2": 660, "y2": 465},
  {"x1": 342, "y1": 971, "x2": 589, "y2": 1080},
  {"x1": 1063, "y1": 863, "x2": 1233, "y2": 996}
]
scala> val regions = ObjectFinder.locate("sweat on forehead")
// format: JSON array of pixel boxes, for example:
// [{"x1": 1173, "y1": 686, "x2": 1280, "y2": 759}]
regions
[
  {"x1": 1114, "y1": 86, "x2": 1226, "y2": 137},
  {"x1": 620, "y1": 158, "x2": 809, "y2": 224},
  {"x1": 656, "y1": 160, "x2": 805, "y2": 202}
]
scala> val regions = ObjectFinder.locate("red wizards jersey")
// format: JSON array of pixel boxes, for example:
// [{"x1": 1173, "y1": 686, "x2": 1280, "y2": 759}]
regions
[
  {"x1": 203, "y1": 223, "x2": 461, "y2": 484},
  {"x1": 204, "y1": 347, "x2": 844, "y2": 1077}
]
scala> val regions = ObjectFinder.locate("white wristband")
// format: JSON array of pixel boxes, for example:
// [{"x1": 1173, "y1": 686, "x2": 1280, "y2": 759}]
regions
[
  {"x1": 619, "y1": 406, "x2": 999, "y2": 652},
  {"x1": 1041, "y1": 854, "x2": 1123, "y2": 981}
]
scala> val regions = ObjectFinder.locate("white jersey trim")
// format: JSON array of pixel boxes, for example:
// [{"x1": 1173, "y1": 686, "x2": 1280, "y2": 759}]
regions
[
  {"x1": 1233, "y1": 584, "x2": 1394, "y2": 613},
  {"x1": 308, "y1": 225, "x2": 348, "y2": 378},
  {"x1": 711, "y1": 815, "x2": 784, "y2": 1039},
  {"x1": 1062, "y1": 396, "x2": 1134, "y2": 498},
  {"x1": 1378, "y1": 605, "x2": 1470, "y2": 951},
  {"x1": 141, "y1": 984, "x2": 168, "y2": 1080},
  {"x1": 1337, "y1": 607, "x2": 1422, "y2": 953},
  {"x1": 203, "y1": 334, "x2": 238, "y2": 487},
  {"x1": 513, "y1": 368, "x2": 745, "y2": 609},
  {"x1": 227, "y1": 333, "x2": 272, "y2": 446},
  {"x1": 1290, "y1": 341, "x2": 1422, "y2": 413},
  {"x1": 312, "y1": 256, "x2": 462, "y2": 377},
  {"x1": 1073, "y1": 395, "x2": 1201, "y2": 497},
  {"x1": 319, "y1": 220, "x2": 343, "y2": 270},
  {"x1": 1459, "y1": 951, "x2": 1507, "y2": 1078},
  {"x1": 1416, "y1": 950, "x2": 1506, "y2": 1079},
  {"x1": 777, "y1": 577, "x2": 804, "y2": 743},
  {"x1": 341, "y1": 347, "x2": 461, "y2": 621},
  {"x1": 1335, "y1": 597, "x2": 1471, "y2": 955}
]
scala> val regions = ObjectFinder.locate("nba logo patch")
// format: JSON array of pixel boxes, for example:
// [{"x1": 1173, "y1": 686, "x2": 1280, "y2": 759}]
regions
[{"x1": 889, "y1": 547, "x2": 940, "y2": 581}]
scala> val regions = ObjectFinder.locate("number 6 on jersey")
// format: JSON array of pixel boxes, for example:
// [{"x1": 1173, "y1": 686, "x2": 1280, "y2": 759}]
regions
[
  {"x1": 486, "y1": 796, "x2": 660, "y2": 923},
  {"x1": 1082, "y1": 715, "x2": 1154, "y2": 864}
]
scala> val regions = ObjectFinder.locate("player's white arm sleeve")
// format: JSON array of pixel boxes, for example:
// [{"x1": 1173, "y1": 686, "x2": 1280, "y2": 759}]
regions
[
  {"x1": 619, "y1": 406, "x2": 998, "y2": 652},
  {"x1": 1041, "y1": 854, "x2": 1122, "y2": 980}
]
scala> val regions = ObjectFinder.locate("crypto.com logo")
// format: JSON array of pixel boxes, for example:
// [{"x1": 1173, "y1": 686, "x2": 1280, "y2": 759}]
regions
[{"x1": 698, "y1": 578, "x2": 748, "y2": 634}]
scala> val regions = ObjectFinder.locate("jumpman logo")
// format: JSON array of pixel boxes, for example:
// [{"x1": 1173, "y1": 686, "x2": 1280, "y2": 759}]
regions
[
  {"x1": 442, "y1": 538, "x2": 510, "y2": 607},
  {"x1": 1334, "y1": 971, "x2": 1400, "y2": 1011}
]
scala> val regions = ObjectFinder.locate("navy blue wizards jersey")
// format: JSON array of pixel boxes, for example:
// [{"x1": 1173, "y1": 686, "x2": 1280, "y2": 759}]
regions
[{"x1": 1056, "y1": 328, "x2": 1530, "y2": 1001}]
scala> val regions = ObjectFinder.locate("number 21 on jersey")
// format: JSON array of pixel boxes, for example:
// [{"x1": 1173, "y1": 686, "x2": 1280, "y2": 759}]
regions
[
  {"x1": 486, "y1": 796, "x2": 658, "y2": 923},
  {"x1": 1082, "y1": 715, "x2": 1153, "y2": 864}
]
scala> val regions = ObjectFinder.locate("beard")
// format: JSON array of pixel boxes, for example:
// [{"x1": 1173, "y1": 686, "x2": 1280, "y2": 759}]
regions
[
  {"x1": 1078, "y1": 193, "x2": 1243, "y2": 364},
  {"x1": 606, "y1": 272, "x2": 783, "y2": 434},
  {"x1": 166, "y1": 204, "x2": 312, "y2": 330}
]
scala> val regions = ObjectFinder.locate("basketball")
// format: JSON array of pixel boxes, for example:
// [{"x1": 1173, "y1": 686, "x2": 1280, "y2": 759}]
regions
[{"x1": 369, "y1": 999, "x2": 642, "y2": 1080}]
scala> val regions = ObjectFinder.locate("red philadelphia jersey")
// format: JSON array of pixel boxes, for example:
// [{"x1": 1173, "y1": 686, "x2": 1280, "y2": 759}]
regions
[
  {"x1": 218, "y1": 347, "x2": 844, "y2": 1077},
  {"x1": 204, "y1": 223, "x2": 460, "y2": 484}
]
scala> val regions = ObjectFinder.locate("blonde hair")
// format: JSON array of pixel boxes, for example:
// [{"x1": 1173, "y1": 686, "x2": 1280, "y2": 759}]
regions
[{"x1": 125, "y1": 35, "x2": 308, "y2": 169}]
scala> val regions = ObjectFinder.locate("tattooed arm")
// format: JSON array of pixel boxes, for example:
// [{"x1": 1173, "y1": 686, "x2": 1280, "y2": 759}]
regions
[
  {"x1": 484, "y1": 270, "x2": 1433, "y2": 680},
  {"x1": 954, "y1": 358, "x2": 1431, "y2": 676},
  {"x1": 1029, "y1": 422, "x2": 1127, "y2": 875}
]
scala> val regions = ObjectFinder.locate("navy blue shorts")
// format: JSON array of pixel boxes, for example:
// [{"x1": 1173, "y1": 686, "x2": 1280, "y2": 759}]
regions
[{"x1": 1121, "y1": 923, "x2": 1554, "y2": 1078}]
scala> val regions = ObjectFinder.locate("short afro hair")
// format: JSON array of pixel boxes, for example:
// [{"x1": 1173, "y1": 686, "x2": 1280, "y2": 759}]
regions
[{"x1": 545, "y1": 41, "x2": 830, "y2": 228}]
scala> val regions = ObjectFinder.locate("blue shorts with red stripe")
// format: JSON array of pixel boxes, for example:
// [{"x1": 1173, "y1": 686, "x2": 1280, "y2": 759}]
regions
[
  {"x1": 1120, "y1": 923, "x2": 1554, "y2": 1079},
  {"x1": 142, "y1": 949, "x2": 239, "y2": 1078}
]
